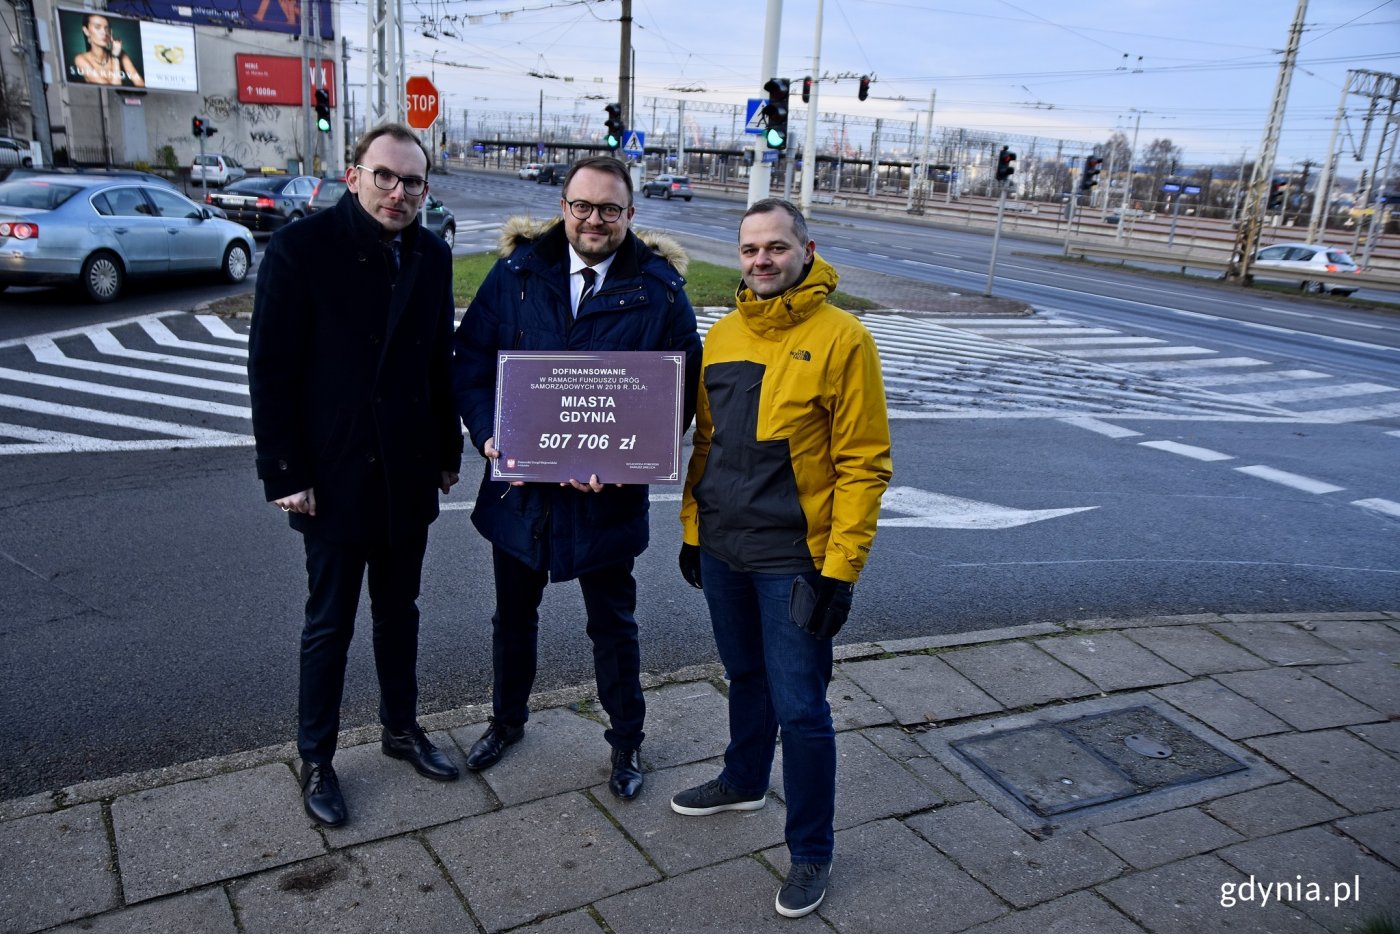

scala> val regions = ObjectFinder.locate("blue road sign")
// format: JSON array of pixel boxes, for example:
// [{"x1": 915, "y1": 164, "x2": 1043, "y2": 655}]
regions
[
  {"x1": 1161, "y1": 183, "x2": 1181, "y2": 192},
  {"x1": 745, "y1": 98, "x2": 765, "y2": 135},
  {"x1": 1184, "y1": 185, "x2": 1201, "y2": 195},
  {"x1": 762, "y1": 150, "x2": 778, "y2": 163},
  {"x1": 622, "y1": 130, "x2": 645, "y2": 157}
]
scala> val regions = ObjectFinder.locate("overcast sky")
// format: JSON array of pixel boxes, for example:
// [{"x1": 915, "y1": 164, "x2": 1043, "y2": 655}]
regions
[{"x1": 340, "y1": 0, "x2": 1400, "y2": 170}]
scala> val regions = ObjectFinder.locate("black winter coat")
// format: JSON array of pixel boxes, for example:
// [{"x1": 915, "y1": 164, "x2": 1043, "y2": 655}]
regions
[
  {"x1": 452, "y1": 218, "x2": 702, "y2": 581},
  {"x1": 248, "y1": 192, "x2": 463, "y2": 545}
]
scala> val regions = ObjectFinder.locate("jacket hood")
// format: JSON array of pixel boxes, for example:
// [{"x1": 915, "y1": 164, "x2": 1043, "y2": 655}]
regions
[
  {"x1": 495, "y1": 215, "x2": 689, "y2": 276},
  {"x1": 734, "y1": 252, "x2": 840, "y2": 339}
]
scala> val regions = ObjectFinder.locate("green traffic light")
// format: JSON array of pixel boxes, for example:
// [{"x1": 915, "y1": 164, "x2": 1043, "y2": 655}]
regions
[
  {"x1": 316, "y1": 117, "x2": 331, "y2": 133},
  {"x1": 764, "y1": 127, "x2": 785, "y2": 148},
  {"x1": 606, "y1": 133, "x2": 619, "y2": 149}
]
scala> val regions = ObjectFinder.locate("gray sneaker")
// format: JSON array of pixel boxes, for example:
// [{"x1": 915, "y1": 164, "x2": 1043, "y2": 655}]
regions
[
  {"x1": 776, "y1": 861, "x2": 831, "y2": 918},
  {"x1": 669, "y1": 777, "x2": 766, "y2": 816}
]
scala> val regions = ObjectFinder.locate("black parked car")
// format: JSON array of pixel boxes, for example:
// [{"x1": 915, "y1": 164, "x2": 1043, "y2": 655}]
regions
[
  {"x1": 535, "y1": 163, "x2": 570, "y2": 185},
  {"x1": 204, "y1": 174, "x2": 318, "y2": 234}
]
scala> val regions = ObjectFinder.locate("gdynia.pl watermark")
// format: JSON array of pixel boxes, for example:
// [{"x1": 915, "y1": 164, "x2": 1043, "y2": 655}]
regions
[{"x1": 1220, "y1": 875, "x2": 1362, "y2": 909}]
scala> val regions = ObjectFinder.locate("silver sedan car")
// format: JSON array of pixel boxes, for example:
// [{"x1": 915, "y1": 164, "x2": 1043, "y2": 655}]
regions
[{"x1": 0, "y1": 174, "x2": 255, "y2": 302}]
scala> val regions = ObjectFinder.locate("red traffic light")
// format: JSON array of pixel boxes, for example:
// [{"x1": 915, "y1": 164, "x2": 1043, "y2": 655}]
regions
[
  {"x1": 801, "y1": 76, "x2": 812, "y2": 104},
  {"x1": 858, "y1": 76, "x2": 871, "y2": 101},
  {"x1": 996, "y1": 146, "x2": 1017, "y2": 181}
]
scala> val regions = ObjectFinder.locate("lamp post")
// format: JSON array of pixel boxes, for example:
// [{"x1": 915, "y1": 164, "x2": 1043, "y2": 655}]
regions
[{"x1": 1116, "y1": 108, "x2": 1146, "y2": 242}]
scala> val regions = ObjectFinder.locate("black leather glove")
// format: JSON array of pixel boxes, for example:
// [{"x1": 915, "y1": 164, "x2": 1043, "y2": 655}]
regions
[
  {"x1": 679, "y1": 543, "x2": 703, "y2": 589},
  {"x1": 790, "y1": 576, "x2": 854, "y2": 639}
]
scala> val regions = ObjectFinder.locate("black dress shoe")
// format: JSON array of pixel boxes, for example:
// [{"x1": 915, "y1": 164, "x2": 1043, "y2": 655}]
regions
[
  {"x1": 608, "y1": 747, "x2": 644, "y2": 800},
  {"x1": 465, "y1": 719, "x2": 524, "y2": 771},
  {"x1": 382, "y1": 725, "x2": 460, "y2": 781},
  {"x1": 300, "y1": 761, "x2": 347, "y2": 827}
]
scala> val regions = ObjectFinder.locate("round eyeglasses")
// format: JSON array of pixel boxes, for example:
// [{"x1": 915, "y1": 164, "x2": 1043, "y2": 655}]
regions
[
  {"x1": 565, "y1": 199, "x2": 626, "y2": 222},
  {"x1": 355, "y1": 164, "x2": 428, "y2": 197}
]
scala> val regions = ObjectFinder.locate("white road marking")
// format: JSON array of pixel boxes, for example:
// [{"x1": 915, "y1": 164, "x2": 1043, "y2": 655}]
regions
[
  {"x1": 1116, "y1": 357, "x2": 1270, "y2": 371},
  {"x1": 0, "y1": 394, "x2": 248, "y2": 444},
  {"x1": 1012, "y1": 336, "x2": 1165, "y2": 347},
  {"x1": 878, "y1": 485, "x2": 1097, "y2": 529},
  {"x1": 139, "y1": 318, "x2": 249, "y2": 358},
  {"x1": 26, "y1": 337, "x2": 248, "y2": 395},
  {"x1": 1290, "y1": 401, "x2": 1400, "y2": 423},
  {"x1": 1059, "y1": 417, "x2": 1143, "y2": 438},
  {"x1": 194, "y1": 315, "x2": 248, "y2": 341},
  {"x1": 1171, "y1": 369, "x2": 1329, "y2": 387},
  {"x1": 0, "y1": 366, "x2": 251, "y2": 418},
  {"x1": 1139, "y1": 440, "x2": 1234, "y2": 462},
  {"x1": 1060, "y1": 345, "x2": 1217, "y2": 358},
  {"x1": 450, "y1": 485, "x2": 1100, "y2": 530},
  {"x1": 1353, "y1": 498, "x2": 1400, "y2": 519},
  {"x1": 86, "y1": 328, "x2": 247, "y2": 374},
  {"x1": 1229, "y1": 382, "x2": 1395, "y2": 405},
  {"x1": 1233, "y1": 465, "x2": 1344, "y2": 494}
]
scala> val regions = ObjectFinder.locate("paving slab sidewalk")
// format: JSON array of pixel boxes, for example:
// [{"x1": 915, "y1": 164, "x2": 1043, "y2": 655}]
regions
[{"x1": 3, "y1": 611, "x2": 1398, "y2": 934}]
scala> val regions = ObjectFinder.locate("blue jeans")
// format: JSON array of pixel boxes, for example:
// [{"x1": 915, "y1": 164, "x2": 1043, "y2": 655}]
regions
[{"x1": 700, "y1": 551, "x2": 834, "y2": 864}]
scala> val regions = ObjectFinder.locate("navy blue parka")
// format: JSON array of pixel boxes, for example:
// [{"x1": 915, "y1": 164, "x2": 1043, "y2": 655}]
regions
[{"x1": 452, "y1": 217, "x2": 702, "y2": 581}]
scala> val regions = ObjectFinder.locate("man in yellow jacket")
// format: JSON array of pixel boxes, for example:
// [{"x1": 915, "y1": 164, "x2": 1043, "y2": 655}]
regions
[{"x1": 673, "y1": 198, "x2": 893, "y2": 919}]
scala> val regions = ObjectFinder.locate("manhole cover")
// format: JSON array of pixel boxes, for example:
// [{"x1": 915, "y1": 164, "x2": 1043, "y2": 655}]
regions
[{"x1": 949, "y1": 705, "x2": 1246, "y2": 817}]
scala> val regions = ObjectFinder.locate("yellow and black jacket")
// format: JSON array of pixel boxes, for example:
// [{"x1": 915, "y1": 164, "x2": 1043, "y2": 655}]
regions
[{"x1": 680, "y1": 253, "x2": 892, "y2": 583}]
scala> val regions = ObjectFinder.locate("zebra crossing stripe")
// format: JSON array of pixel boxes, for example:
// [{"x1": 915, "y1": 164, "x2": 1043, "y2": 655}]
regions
[
  {"x1": 0, "y1": 394, "x2": 249, "y2": 443},
  {"x1": 1228, "y1": 383, "x2": 1395, "y2": 405},
  {"x1": 195, "y1": 315, "x2": 248, "y2": 342},
  {"x1": 26, "y1": 337, "x2": 248, "y2": 395},
  {"x1": 86, "y1": 328, "x2": 247, "y2": 375},
  {"x1": 139, "y1": 318, "x2": 249, "y2": 358},
  {"x1": 0, "y1": 366, "x2": 251, "y2": 418}
]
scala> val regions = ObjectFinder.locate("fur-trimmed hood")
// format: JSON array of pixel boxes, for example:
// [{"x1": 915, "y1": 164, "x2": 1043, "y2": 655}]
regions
[{"x1": 495, "y1": 215, "x2": 689, "y2": 276}]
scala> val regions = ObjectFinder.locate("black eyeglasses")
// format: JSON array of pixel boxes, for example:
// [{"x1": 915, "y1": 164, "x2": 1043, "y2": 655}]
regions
[
  {"x1": 565, "y1": 199, "x2": 626, "y2": 222},
  {"x1": 355, "y1": 164, "x2": 428, "y2": 197}
]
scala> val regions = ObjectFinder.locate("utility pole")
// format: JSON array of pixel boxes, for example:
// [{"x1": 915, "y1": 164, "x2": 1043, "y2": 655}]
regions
[
  {"x1": 797, "y1": 0, "x2": 823, "y2": 218},
  {"x1": 366, "y1": 0, "x2": 400, "y2": 127},
  {"x1": 618, "y1": 0, "x2": 632, "y2": 129},
  {"x1": 747, "y1": 0, "x2": 782, "y2": 206},
  {"x1": 906, "y1": 89, "x2": 934, "y2": 213},
  {"x1": 1115, "y1": 109, "x2": 1144, "y2": 242},
  {"x1": 1227, "y1": 0, "x2": 1307, "y2": 283},
  {"x1": 12, "y1": 0, "x2": 54, "y2": 167},
  {"x1": 1307, "y1": 75, "x2": 1353, "y2": 241}
]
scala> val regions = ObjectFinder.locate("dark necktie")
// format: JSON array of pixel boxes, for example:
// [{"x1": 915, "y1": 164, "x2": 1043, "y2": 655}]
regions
[
  {"x1": 387, "y1": 240, "x2": 401, "y2": 271},
  {"x1": 577, "y1": 266, "x2": 596, "y2": 317}
]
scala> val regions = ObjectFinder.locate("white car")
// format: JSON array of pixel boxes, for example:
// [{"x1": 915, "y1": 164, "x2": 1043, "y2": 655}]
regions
[
  {"x1": 190, "y1": 153, "x2": 248, "y2": 188},
  {"x1": 1252, "y1": 242, "x2": 1360, "y2": 296},
  {"x1": 518, "y1": 163, "x2": 544, "y2": 180}
]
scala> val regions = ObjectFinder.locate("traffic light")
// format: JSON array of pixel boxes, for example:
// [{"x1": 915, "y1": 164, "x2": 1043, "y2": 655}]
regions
[
  {"x1": 801, "y1": 76, "x2": 812, "y2": 104},
  {"x1": 996, "y1": 145, "x2": 1016, "y2": 181},
  {"x1": 192, "y1": 115, "x2": 204, "y2": 138},
  {"x1": 1081, "y1": 155, "x2": 1102, "y2": 191},
  {"x1": 762, "y1": 77, "x2": 789, "y2": 150},
  {"x1": 858, "y1": 75, "x2": 871, "y2": 101},
  {"x1": 604, "y1": 103, "x2": 624, "y2": 151},
  {"x1": 1267, "y1": 178, "x2": 1286, "y2": 211},
  {"x1": 314, "y1": 88, "x2": 331, "y2": 133}
]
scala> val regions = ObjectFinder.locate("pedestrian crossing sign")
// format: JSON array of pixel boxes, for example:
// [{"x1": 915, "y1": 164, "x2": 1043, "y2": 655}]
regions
[{"x1": 622, "y1": 131, "x2": 645, "y2": 156}]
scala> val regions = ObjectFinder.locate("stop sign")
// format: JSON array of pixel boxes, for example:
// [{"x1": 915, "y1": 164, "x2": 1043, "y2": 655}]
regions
[{"x1": 405, "y1": 75, "x2": 440, "y2": 130}]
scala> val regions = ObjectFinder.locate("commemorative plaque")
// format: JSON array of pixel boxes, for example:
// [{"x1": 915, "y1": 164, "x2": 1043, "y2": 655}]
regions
[{"x1": 492, "y1": 351, "x2": 686, "y2": 484}]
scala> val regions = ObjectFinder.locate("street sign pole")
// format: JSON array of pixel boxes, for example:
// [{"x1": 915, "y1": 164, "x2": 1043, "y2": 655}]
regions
[{"x1": 985, "y1": 184, "x2": 1008, "y2": 296}]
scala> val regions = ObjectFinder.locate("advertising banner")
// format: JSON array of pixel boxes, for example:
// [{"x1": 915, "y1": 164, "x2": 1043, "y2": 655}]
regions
[
  {"x1": 57, "y1": 8, "x2": 197, "y2": 92},
  {"x1": 106, "y1": 0, "x2": 334, "y2": 39}
]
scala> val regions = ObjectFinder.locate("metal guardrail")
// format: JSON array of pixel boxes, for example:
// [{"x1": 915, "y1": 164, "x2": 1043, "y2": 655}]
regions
[{"x1": 1063, "y1": 244, "x2": 1400, "y2": 295}]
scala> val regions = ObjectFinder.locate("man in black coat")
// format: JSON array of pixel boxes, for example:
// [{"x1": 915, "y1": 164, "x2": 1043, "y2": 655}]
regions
[
  {"x1": 452, "y1": 157, "x2": 702, "y2": 801},
  {"x1": 248, "y1": 123, "x2": 464, "y2": 827}
]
